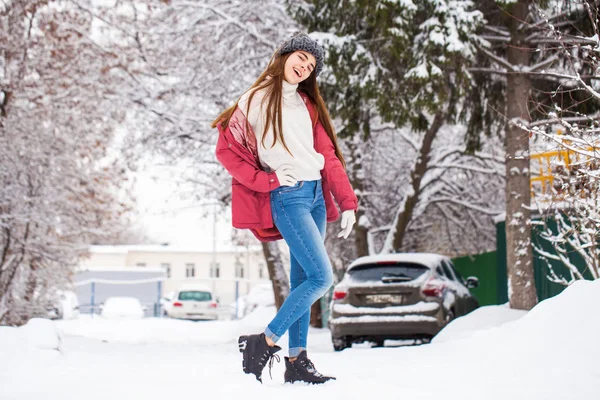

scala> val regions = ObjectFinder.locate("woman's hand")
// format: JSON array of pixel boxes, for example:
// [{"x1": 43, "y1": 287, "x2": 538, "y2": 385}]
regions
[
  {"x1": 337, "y1": 210, "x2": 356, "y2": 239},
  {"x1": 275, "y1": 164, "x2": 298, "y2": 186}
]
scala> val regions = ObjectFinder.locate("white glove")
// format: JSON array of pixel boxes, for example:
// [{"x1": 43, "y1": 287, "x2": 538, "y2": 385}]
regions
[
  {"x1": 337, "y1": 210, "x2": 356, "y2": 239},
  {"x1": 275, "y1": 164, "x2": 298, "y2": 187}
]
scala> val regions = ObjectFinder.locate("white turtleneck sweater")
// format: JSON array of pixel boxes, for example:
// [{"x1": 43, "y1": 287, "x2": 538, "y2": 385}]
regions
[{"x1": 237, "y1": 80, "x2": 325, "y2": 181}]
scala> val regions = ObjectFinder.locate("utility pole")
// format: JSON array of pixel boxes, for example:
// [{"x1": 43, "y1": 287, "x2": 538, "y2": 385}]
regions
[{"x1": 212, "y1": 202, "x2": 217, "y2": 294}]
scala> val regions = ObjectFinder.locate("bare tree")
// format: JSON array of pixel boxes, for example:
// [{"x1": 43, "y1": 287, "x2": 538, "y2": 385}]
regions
[
  {"x1": 526, "y1": 0, "x2": 600, "y2": 285},
  {"x1": 0, "y1": 0, "x2": 138, "y2": 325}
]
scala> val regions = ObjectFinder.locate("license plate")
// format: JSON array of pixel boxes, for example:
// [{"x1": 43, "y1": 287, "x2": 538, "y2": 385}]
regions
[{"x1": 365, "y1": 294, "x2": 404, "y2": 304}]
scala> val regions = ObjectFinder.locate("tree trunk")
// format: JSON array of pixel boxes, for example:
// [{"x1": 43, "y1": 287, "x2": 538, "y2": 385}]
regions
[
  {"x1": 505, "y1": 0, "x2": 538, "y2": 310},
  {"x1": 262, "y1": 241, "x2": 290, "y2": 310},
  {"x1": 347, "y1": 139, "x2": 369, "y2": 257},
  {"x1": 384, "y1": 112, "x2": 444, "y2": 253},
  {"x1": 310, "y1": 301, "x2": 322, "y2": 328}
]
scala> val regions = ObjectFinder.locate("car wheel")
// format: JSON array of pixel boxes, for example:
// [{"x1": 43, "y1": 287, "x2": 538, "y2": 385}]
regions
[
  {"x1": 416, "y1": 337, "x2": 431, "y2": 345},
  {"x1": 332, "y1": 336, "x2": 350, "y2": 352}
]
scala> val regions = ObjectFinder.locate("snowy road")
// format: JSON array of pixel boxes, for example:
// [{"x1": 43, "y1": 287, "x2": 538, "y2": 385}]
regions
[{"x1": 2, "y1": 280, "x2": 600, "y2": 400}]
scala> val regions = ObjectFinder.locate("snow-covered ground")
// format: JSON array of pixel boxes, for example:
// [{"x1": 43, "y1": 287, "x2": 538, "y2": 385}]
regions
[{"x1": 1, "y1": 280, "x2": 599, "y2": 400}]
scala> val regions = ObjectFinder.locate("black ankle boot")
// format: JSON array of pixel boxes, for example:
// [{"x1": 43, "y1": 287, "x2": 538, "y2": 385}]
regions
[
  {"x1": 238, "y1": 333, "x2": 281, "y2": 383},
  {"x1": 284, "y1": 350, "x2": 336, "y2": 384}
]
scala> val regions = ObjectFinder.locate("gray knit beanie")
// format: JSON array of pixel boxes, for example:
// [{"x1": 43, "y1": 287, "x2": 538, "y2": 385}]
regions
[{"x1": 277, "y1": 31, "x2": 325, "y2": 77}]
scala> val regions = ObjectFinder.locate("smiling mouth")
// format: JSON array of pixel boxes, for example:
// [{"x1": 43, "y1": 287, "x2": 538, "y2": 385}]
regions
[{"x1": 293, "y1": 67, "x2": 302, "y2": 78}]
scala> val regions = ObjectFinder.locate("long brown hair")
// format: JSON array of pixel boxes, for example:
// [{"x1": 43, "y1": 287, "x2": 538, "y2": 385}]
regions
[{"x1": 211, "y1": 50, "x2": 346, "y2": 168}]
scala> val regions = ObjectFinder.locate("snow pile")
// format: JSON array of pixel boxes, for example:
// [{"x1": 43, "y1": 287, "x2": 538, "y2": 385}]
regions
[
  {"x1": 20, "y1": 318, "x2": 62, "y2": 351},
  {"x1": 57, "y1": 315, "x2": 238, "y2": 345},
  {"x1": 0, "y1": 326, "x2": 27, "y2": 355},
  {"x1": 433, "y1": 303, "x2": 527, "y2": 343},
  {"x1": 54, "y1": 306, "x2": 278, "y2": 345},
  {"x1": 233, "y1": 283, "x2": 275, "y2": 319},
  {"x1": 0, "y1": 318, "x2": 62, "y2": 353},
  {"x1": 419, "y1": 279, "x2": 600, "y2": 399},
  {"x1": 236, "y1": 305, "x2": 276, "y2": 332}
]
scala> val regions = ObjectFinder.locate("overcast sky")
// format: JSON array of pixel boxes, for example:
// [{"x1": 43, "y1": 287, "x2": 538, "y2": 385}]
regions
[{"x1": 133, "y1": 164, "x2": 235, "y2": 251}]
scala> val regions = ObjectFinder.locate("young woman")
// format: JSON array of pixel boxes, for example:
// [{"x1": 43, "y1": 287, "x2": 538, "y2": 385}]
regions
[{"x1": 212, "y1": 31, "x2": 358, "y2": 384}]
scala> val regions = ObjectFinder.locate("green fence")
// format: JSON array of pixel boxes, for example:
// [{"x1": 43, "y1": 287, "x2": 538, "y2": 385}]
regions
[
  {"x1": 452, "y1": 215, "x2": 591, "y2": 306},
  {"x1": 451, "y1": 252, "x2": 498, "y2": 306},
  {"x1": 496, "y1": 217, "x2": 594, "y2": 303}
]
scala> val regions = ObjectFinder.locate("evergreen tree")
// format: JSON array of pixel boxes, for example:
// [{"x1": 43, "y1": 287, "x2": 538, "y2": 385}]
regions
[{"x1": 289, "y1": 0, "x2": 499, "y2": 255}]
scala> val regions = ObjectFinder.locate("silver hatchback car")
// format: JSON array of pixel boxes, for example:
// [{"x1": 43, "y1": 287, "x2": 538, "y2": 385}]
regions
[{"x1": 329, "y1": 253, "x2": 479, "y2": 351}]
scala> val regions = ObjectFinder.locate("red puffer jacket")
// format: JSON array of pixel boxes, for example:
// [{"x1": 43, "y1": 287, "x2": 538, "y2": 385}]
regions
[{"x1": 215, "y1": 92, "x2": 358, "y2": 242}]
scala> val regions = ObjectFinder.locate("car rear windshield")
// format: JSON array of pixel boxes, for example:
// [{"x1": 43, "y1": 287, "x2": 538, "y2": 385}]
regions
[
  {"x1": 178, "y1": 291, "x2": 212, "y2": 301},
  {"x1": 348, "y1": 263, "x2": 429, "y2": 282}
]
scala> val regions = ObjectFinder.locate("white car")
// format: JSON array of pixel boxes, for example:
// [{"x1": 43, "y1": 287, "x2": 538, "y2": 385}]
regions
[
  {"x1": 166, "y1": 285, "x2": 218, "y2": 321},
  {"x1": 160, "y1": 291, "x2": 176, "y2": 316},
  {"x1": 100, "y1": 297, "x2": 145, "y2": 320}
]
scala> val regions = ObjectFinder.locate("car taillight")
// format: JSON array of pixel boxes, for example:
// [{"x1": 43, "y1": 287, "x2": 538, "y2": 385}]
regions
[
  {"x1": 333, "y1": 290, "x2": 347, "y2": 300},
  {"x1": 209, "y1": 301, "x2": 218, "y2": 308},
  {"x1": 173, "y1": 302, "x2": 183, "y2": 307},
  {"x1": 422, "y1": 278, "x2": 445, "y2": 298}
]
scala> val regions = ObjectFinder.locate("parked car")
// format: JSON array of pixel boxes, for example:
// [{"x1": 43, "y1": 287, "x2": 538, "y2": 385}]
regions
[
  {"x1": 166, "y1": 284, "x2": 218, "y2": 321},
  {"x1": 160, "y1": 291, "x2": 176, "y2": 317},
  {"x1": 100, "y1": 296, "x2": 146, "y2": 320},
  {"x1": 233, "y1": 283, "x2": 274, "y2": 319},
  {"x1": 329, "y1": 253, "x2": 479, "y2": 351}
]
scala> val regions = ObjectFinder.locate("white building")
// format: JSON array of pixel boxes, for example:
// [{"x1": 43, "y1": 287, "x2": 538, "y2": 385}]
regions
[{"x1": 79, "y1": 244, "x2": 270, "y2": 308}]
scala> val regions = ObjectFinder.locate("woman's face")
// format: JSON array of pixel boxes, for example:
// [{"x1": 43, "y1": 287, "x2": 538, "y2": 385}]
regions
[{"x1": 283, "y1": 50, "x2": 316, "y2": 84}]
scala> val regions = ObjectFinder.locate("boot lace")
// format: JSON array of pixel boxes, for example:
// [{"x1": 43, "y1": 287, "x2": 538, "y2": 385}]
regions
[
  {"x1": 302, "y1": 359, "x2": 324, "y2": 378},
  {"x1": 268, "y1": 353, "x2": 281, "y2": 379},
  {"x1": 259, "y1": 349, "x2": 281, "y2": 380}
]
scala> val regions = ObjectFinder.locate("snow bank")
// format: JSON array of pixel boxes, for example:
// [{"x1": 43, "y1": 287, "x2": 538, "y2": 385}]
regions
[
  {"x1": 420, "y1": 279, "x2": 600, "y2": 399},
  {"x1": 236, "y1": 305, "x2": 276, "y2": 331},
  {"x1": 433, "y1": 303, "x2": 527, "y2": 343},
  {"x1": 1, "y1": 280, "x2": 598, "y2": 400},
  {"x1": 0, "y1": 325, "x2": 27, "y2": 354},
  {"x1": 57, "y1": 315, "x2": 237, "y2": 345},
  {"x1": 0, "y1": 318, "x2": 62, "y2": 353},
  {"x1": 55, "y1": 306, "x2": 278, "y2": 345},
  {"x1": 21, "y1": 318, "x2": 62, "y2": 351}
]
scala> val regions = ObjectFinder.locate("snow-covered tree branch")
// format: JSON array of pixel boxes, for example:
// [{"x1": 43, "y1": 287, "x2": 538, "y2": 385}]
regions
[{"x1": 0, "y1": 0, "x2": 139, "y2": 325}]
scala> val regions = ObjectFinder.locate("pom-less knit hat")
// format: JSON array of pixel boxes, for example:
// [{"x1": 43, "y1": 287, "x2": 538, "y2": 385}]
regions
[{"x1": 277, "y1": 31, "x2": 325, "y2": 77}]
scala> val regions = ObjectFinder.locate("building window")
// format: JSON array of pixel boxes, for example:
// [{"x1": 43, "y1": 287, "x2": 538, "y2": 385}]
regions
[
  {"x1": 136, "y1": 263, "x2": 146, "y2": 268},
  {"x1": 210, "y1": 262, "x2": 220, "y2": 278},
  {"x1": 161, "y1": 263, "x2": 171, "y2": 278},
  {"x1": 235, "y1": 262, "x2": 244, "y2": 279},
  {"x1": 186, "y1": 263, "x2": 195, "y2": 278}
]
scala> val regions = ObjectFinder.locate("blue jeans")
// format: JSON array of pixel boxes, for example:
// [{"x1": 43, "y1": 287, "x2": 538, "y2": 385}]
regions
[{"x1": 264, "y1": 180, "x2": 334, "y2": 357}]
